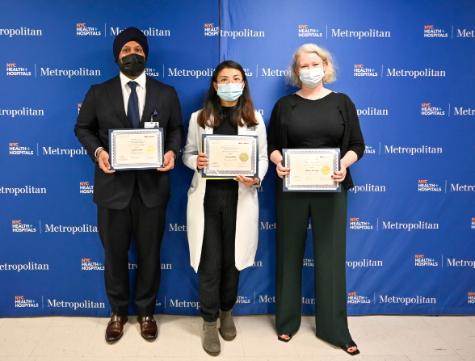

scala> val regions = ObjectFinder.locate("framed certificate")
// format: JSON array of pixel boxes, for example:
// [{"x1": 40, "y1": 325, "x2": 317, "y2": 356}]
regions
[
  {"x1": 283, "y1": 148, "x2": 340, "y2": 192},
  {"x1": 109, "y1": 128, "x2": 163, "y2": 170},
  {"x1": 202, "y1": 134, "x2": 258, "y2": 178}
]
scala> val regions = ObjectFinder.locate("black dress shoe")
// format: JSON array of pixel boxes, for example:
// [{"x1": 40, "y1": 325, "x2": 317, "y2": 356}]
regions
[
  {"x1": 138, "y1": 315, "x2": 158, "y2": 341},
  {"x1": 105, "y1": 314, "x2": 128, "y2": 343}
]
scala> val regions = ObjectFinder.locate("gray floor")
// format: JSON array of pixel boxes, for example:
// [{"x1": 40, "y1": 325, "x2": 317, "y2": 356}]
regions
[{"x1": 0, "y1": 315, "x2": 474, "y2": 361}]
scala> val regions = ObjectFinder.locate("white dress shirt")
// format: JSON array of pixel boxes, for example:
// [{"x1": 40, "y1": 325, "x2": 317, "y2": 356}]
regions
[{"x1": 119, "y1": 71, "x2": 146, "y2": 120}]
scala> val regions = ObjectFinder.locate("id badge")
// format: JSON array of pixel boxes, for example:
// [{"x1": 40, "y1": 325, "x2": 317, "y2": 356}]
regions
[{"x1": 144, "y1": 121, "x2": 160, "y2": 129}]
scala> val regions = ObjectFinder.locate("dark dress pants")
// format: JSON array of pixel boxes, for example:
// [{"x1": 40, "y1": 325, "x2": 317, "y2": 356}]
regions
[
  {"x1": 198, "y1": 182, "x2": 240, "y2": 322},
  {"x1": 275, "y1": 189, "x2": 353, "y2": 347},
  {"x1": 98, "y1": 189, "x2": 165, "y2": 316}
]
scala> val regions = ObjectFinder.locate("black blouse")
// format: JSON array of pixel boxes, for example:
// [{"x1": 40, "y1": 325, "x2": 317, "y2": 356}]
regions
[{"x1": 267, "y1": 92, "x2": 365, "y2": 190}]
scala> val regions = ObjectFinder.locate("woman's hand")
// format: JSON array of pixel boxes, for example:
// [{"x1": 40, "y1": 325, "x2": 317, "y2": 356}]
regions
[
  {"x1": 235, "y1": 175, "x2": 259, "y2": 187},
  {"x1": 196, "y1": 152, "x2": 208, "y2": 170},
  {"x1": 276, "y1": 161, "x2": 290, "y2": 179},
  {"x1": 331, "y1": 165, "x2": 347, "y2": 183}
]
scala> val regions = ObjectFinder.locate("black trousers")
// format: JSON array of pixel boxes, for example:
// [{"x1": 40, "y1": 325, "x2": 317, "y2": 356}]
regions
[
  {"x1": 275, "y1": 189, "x2": 353, "y2": 347},
  {"x1": 198, "y1": 181, "x2": 240, "y2": 322},
  {"x1": 97, "y1": 190, "x2": 165, "y2": 316}
]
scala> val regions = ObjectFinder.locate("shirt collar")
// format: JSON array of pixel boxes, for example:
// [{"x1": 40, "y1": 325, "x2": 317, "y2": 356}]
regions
[{"x1": 119, "y1": 71, "x2": 146, "y2": 90}]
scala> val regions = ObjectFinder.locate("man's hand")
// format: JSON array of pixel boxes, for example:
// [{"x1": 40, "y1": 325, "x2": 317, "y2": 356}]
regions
[
  {"x1": 97, "y1": 150, "x2": 115, "y2": 174},
  {"x1": 158, "y1": 150, "x2": 176, "y2": 172}
]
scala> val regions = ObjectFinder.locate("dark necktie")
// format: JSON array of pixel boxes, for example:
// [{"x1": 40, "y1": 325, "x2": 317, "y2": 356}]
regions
[{"x1": 127, "y1": 81, "x2": 140, "y2": 128}]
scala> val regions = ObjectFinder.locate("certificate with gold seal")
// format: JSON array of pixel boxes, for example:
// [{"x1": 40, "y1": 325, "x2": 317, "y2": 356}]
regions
[
  {"x1": 109, "y1": 128, "x2": 163, "y2": 170},
  {"x1": 202, "y1": 134, "x2": 258, "y2": 178},
  {"x1": 283, "y1": 148, "x2": 340, "y2": 192}
]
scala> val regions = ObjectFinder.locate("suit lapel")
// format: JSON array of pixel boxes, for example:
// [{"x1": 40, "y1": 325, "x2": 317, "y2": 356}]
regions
[
  {"x1": 141, "y1": 77, "x2": 156, "y2": 126},
  {"x1": 106, "y1": 76, "x2": 130, "y2": 128}
]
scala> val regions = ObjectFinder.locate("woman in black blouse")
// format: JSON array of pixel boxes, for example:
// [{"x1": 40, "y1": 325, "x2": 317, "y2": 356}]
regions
[{"x1": 268, "y1": 44, "x2": 364, "y2": 356}]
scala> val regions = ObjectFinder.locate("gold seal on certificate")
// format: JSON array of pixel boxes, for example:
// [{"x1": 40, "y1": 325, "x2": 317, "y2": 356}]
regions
[
  {"x1": 109, "y1": 128, "x2": 163, "y2": 170},
  {"x1": 202, "y1": 134, "x2": 258, "y2": 178},
  {"x1": 283, "y1": 148, "x2": 341, "y2": 192}
]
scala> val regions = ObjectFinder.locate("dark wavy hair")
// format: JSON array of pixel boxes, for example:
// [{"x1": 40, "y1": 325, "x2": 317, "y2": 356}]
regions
[{"x1": 197, "y1": 60, "x2": 258, "y2": 128}]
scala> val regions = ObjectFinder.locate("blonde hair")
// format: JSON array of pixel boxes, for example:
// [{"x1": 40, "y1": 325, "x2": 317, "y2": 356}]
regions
[{"x1": 289, "y1": 43, "x2": 336, "y2": 87}]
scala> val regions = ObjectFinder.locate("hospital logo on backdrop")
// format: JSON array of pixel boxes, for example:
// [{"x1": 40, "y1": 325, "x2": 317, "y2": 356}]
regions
[
  {"x1": 145, "y1": 67, "x2": 160, "y2": 77},
  {"x1": 110, "y1": 26, "x2": 171, "y2": 37},
  {"x1": 385, "y1": 67, "x2": 446, "y2": 79},
  {"x1": 203, "y1": 23, "x2": 264, "y2": 38},
  {"x1": 81, "y1": 258, "x2": 104, "y2": 271},
  {"x1": 47, "y1": 298, "x2": 105, "y2": 310},
  {"x1": 471, "y1": 217, "x2": 475, "y2": 230},
  {"x1": 11, "y1": 219, "x2": 38, "y2": 233},
  {"x1": 204, "y1": 23, "x2": 219, "y2": 36},
  {"x1": 0, "y1": 185, "x2": 47, "y2": 197},
  {"x1": 383, "y1": 144, "x2": 443, "y2": 156},
  {"x1": 347, "y1": 291, "x2": 372, "y2": 304},
  {"x1": 452, "y1": 106, "x2": 475, "y2": 116},
  {"x1": 468, "y1": 292, "x2": 475, "y2": 304},
  {"x1": 364, "y1": 145, "x2": 377, "y2": 155},
  {"x1": 9, "y1": 142, "x2": 35, "y2": 156},
  {"x1": 357, "y1": 107, "x2": 389, "y2": 117},
  {"x1": 76, "y1": 22, "x2": 102, "y2": 36},
  {"x1": 421, "y1": 102, "x2": 446, "y2": 116},
  {"x1": 14, "y1": 296, "x2": 39, "y2": 308},
  {"x1": 6, "y1": 63, "x2": 32, "y2": 77},
  {"x1": 456, "y1": 28, "x2": 475, "y2": 38},
  {"x1": 423, "y1": 25, "x2": 449, "y2": 38},
  {"x1": 346, "y1": 259, "x2": 383, "y2": 269},
  {"x1": 349, "y1": 183, "x2": 387, "y2": 194},
  {"x1": 297, "y1": 24, "x2": 323, "y2": 38},
  {"x1": 353, "y1": 64, "x2": 378, "y2": 77},
  {"x1": 0, "y1": 262, "x2": 49, "y2": 272},
  {"x1": 446, "y1": 257, "x2": 475, "y2": 269},
  {"x1": 168, "y1": 299, "x2": 200, "y2": 310},
  {"x1": 0, "y1": 27, "x2": 42, "y2": 37},
  {"x1": 1, "y1": 107, "x2": 45, "y2": 118},
  {"x1": 378, "y1": 294, "x2": 437, "y2": 305},
  {"x1": 417, "y1": 179, "x2": 443, "y2": 192},
  {"x1": 331, "y1": 27, "x2": 391, "y2": 39},
  {"x1": 381, "y1": 220, "x2": 440, "y2": 232},
  {"x1": 349, "y1": 217, "x2": 374, "y2": 231},
  {"x1": 414, "y1": 254, "x2": 439, "y2": 267},
  {"x1": 79, "y1": 181, "x2": 93, "y2": 194},
  {"x1": 449, "y1": 183, "x2": 475, "y2": 192}
]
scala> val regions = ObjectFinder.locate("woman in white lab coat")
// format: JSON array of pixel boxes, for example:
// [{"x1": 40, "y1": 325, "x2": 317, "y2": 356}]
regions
[{"x1": 182, "y1": 60, "x2": 268, "y2": 356}]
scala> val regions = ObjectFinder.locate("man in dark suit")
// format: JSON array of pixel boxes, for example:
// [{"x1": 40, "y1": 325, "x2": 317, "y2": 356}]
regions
[{"x1": 74, "y1": 27, "x2": 183, "y2": 343}]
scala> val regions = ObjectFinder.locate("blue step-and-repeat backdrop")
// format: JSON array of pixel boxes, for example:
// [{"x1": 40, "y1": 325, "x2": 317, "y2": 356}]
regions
[{"x1": 1, "y1": 0, "x2": 474, "y2": 316}]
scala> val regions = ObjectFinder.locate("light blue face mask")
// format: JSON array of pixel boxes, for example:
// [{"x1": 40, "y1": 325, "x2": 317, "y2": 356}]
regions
[{"x1": 216, "y1": 83, "x2": 244, "y2": 101}]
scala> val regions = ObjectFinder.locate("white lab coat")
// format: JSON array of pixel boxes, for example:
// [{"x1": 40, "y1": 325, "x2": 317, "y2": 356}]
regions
[{"x1": 182, "y1": 110, "x2": 268, "y2": 272}]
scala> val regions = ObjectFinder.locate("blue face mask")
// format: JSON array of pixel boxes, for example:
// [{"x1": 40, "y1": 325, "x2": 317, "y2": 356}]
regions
[{"x1": 216, "y1": 83, "x2": 244, "y2": 102}]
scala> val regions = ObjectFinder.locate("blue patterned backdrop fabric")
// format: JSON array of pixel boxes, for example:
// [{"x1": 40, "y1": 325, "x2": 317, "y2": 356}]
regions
[{"x1": 1, "y1": 0, "x2": 474, "y2": 316}]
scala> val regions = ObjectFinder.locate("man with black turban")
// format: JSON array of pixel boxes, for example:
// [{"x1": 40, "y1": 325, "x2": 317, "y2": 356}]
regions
[{"x1": 75, "y1": 26, "x2": 183, "y2": 343}]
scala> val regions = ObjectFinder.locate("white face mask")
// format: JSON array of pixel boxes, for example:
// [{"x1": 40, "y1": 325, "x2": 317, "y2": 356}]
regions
[
  {"x1": 299, "y1": 67, "x2": 324, "y2": 88},
  {"x1": 216, "y1": 83, "x2": 243, "y2": 101}
]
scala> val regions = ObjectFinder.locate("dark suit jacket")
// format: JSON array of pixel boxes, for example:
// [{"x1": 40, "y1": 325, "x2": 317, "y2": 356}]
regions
[{"x1": 74, "y1": 75, "x2": 183, "y2": 209}]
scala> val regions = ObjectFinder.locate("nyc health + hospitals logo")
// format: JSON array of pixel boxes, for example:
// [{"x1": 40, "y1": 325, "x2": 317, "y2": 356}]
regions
[
  {"x1": 81, "y1": 258, "x2": 104, "y2": 271},
  {"x1": 349, "y1": 217, "x2": 374, "y2": 230},
  {"x1": 471, "y1": 217, "x2": 475, "y2": 230},
  {"x1": 423, "y1": 25, "x2": 449, "y2": 38},
  {"x1": 298, "y1": 24, "x2": 323, "y2": 38},
  {"x1": 6, "y1": 63, "x2": 32, "y2": 77},
  {"x1": 347, "y1": 291, "x2": 372, "y2": 304},
  {"x1": 15, "y1": 295, "x2": 39, "y2": 308},
  {"x1": 353, "y1": 64, "x2": 378, "y2": 77},
  {"x1": 417, "y1": 179, "x2": 443, "y2": 192},
  {"x1": 203, "y1": 23, "x2": 264, "y2": 38},
  {"x1": 11, "y1": 219, "x2": 38, "y2": 233},
  {"x1": 414, "y1": 254, "x2": 439, "y2": 267},
  {"x1": 9, "y1": 142, "x2": 35, "y2": 156},
  {"x1": 421, "y1": 102, "x2": 445, "y2": 116},
  {"x1": 468, "y1": 292, "x2": 475, "y2": 304},
  {"x1": 76, "y1": 22, "x2": 101, "y2": 36},
  {"x1": 79, "y1": 181, "x2": 93, "y2": 194}
]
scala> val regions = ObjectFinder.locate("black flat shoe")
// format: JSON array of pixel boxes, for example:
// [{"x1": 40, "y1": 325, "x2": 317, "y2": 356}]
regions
[
  {"x1": 341, "y1": 340, "x2": 360, "y2": 356},
  {"x1": 277, "y1": 334, "x2": 292, "y2": 342}
]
